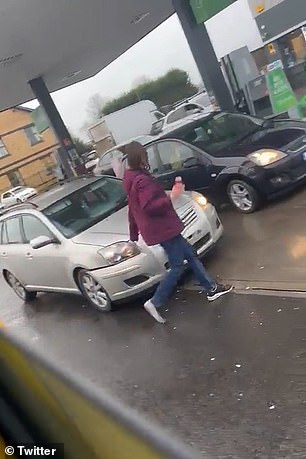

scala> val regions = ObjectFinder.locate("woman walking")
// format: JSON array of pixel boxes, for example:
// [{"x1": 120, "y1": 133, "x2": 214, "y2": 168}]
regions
[{"x1": 122, "y1": 142, "x2": 232, "y2": 323}]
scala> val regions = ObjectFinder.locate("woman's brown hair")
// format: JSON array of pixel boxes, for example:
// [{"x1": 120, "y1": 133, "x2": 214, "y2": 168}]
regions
[{"x1": 120, "y1": 141, "x2": 147, "y2": 170}]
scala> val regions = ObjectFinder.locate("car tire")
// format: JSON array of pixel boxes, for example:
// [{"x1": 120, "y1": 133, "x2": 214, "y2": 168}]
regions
[
  {"x1": 5, "y1": 271, "x2": 37, "y2": 302},
  {"x1": 227, "y1": 179, "x2": 261, "y2": 213},
  {"x1": 16, "y1": 198, "x2": 22, "y2": 203},
  {"x1": 78, "y1": 270, "x2": 112, "y2": 312}
]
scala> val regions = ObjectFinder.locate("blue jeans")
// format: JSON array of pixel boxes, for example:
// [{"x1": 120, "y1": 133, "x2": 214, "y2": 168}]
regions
[{"x1": 151, "y1": 235, "x2": 216, "y2": 308}]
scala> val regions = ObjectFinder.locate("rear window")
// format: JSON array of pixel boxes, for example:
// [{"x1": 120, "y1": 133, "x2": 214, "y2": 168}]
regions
[
  {"x1": 98, "y1": 150, "x2": 126, "y2": 178},
  {"x1": 1, "y1": 221, "x2": 8, "y2": 244},
  {"x1": 5, "y1": 217, "x2": 23, "y2": 244}
]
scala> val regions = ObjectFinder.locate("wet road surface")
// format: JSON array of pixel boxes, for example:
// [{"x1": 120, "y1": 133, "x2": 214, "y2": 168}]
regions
[
  {"x1": 2, "y1": 277, "x2": 306, "y2": 458},
  {"x1": 186, "y1": 186, "x2": 306, "y2": 292},
  {"x1": 2, "y1": 188, "x2": 306, "y2": 457}
]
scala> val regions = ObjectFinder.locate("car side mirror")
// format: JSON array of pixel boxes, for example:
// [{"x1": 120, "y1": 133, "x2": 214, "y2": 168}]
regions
[
  {"x1": 30, "y1": 235, "x2": 59, "y2": 250},
  {"x1": 183, "y1": 157, "x2": 200, "y2": 168}
]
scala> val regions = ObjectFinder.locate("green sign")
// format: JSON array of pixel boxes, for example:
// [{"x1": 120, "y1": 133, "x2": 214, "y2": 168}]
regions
[
  {"x1": 189, "y1": 0, "x2": 237, "y2": 24},
  {"x1": 31, "y1": 105, "x2": 50, "y2": 133},
  {"x1": 266, "y1": 67, "x2": 297, "y2": 114}
]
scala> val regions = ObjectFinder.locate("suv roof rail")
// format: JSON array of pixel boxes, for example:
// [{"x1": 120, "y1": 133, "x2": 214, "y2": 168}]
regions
[
  {"x1": 0, "y1": 202, "x2": 39, "y2": 215},
  {"x1": 56, "y1": 175, "x2": 94, "y2": 185}
]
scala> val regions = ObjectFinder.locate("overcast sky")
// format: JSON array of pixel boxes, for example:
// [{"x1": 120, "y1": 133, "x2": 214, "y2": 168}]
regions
[{"x1": 26, "y1": 15, "x2": 201, "y2": 138}]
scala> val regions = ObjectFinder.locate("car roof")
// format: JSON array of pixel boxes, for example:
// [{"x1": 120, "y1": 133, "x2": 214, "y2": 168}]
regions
[
  {"x1": 31, "y1": 176, "x2": 102, "y2": 210},
  {"x1": 1, "y1": 187, "x2": 21, "y2": 196},
  {"x1": 9, "y1": 186, "x2": 26, "y2": 192},
  {"x1": 102, "y1": 135, "x2": 155, "y2": 156},
  {"x1": 99, "y1": 113, "x2": 216, "y2": 157},
  {"x1": 167, "y1": 101, "x2": 204, "y2": 113},
  {"x1": 146, "y1": 111, "x2": 218, "y2": 144}
]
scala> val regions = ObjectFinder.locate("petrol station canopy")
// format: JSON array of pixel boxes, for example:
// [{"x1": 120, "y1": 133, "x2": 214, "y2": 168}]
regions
[{"x1": 0, "y1": 0, "x2": 174, "y2": 111}]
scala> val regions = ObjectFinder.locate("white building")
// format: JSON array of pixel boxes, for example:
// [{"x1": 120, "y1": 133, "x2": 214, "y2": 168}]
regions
[{"x1": 205, "y1": 0, "x2": 263, "y2": 60}]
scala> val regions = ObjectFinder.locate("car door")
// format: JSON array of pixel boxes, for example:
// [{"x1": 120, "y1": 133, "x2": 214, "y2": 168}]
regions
[
  {"x1": 152, "y1": 140, "x2": 213, "y2": 193},
  {"x1": 20, "y1": 214, "x2": 69, "y2": 289},
  {"x1": 0, "y1": 216, "x2": 26, "y2": 282}
]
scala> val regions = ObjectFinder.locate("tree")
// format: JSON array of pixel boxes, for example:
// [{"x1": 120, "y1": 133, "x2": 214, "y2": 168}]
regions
[
  {"x1": 103, "y1": 69, "x2": 197, "y2": 115},
  {"x1": 72, "y1": 136, "x2": 92, "y2": 156},
  {"x1": 80, "y1": 120, "x2": 94, "y2": 139},
  {"x1": 86, "y1": 93, "x2": 108, "y2": 120},
  {"x1": 131, "y1": 75, "x2": 151, "y2": 88}
]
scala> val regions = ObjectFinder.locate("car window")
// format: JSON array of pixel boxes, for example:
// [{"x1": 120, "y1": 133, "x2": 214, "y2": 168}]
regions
[
  {"x1": 5, "y1": 217, "x2": 23, "y2": 244},
  {"x1": 99, "y1": 152, "x2": 112, "y2": 168},
  {"x1": 146, "y1": 146, "x2": 160, "y2": 174},
  {"x1": 22, "y1": 215, "x2": 53, "y2": 243},
  {"x1": 150, "y1": 119, "x2": 164, "y2": 135},
  {"x1": 166, "y1": 105, "x2": 202, "y2": 125},
  {"x1": 154, "y1": 111, "x2": 164, "y2": 120},
  {"x1": 166, "y1": 107, "x2": 186, "y2": 124},
  {"x1": 1, "y1": 222, "x2": 8, "y2": 244},
  {"x1": 99, "y1": 150, "x2": 124, "y2": 176},
  {"x1": 185, "y1": 104, "x2": 202, "y2": 113},
  {"x1": 99, "y1": 150, "x2": 122, "y2": 167},
  {"x1": 2, "y1": 192, "x2": 11, "y2": 199},
  {"x1": 155, "y1": 141, "x2": 197, "y2": 172},
  {"x1": 181, "y1": 113, "x2": 263, "y2": 156},
  {"x1": 101, "y1": 146, "x2": 159, "y2": 178}
]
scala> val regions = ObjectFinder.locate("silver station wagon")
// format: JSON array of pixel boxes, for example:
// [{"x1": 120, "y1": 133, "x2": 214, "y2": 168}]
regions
[{"x1": 0, "y1": 176, "x2": 223, "y2": 311}]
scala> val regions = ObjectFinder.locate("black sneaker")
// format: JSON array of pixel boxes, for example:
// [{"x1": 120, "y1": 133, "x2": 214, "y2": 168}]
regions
[{"x1": 207, "y1": 284, "x2": 233, "y2": 302}]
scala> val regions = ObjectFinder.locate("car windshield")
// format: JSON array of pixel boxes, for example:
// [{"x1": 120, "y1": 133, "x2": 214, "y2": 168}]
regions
[
  {"x1": 43, "y1": 177, "x2": 127, "y2": 238},
  {"x1": 182, "y1": 112, "x2": 263, "y2": 156}
]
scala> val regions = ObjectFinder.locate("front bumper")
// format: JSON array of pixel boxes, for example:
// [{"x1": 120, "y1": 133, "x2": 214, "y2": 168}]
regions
[
  {"x1": 254, "y1": 150, "x2": 306, "y2": 196},
  {"x1": 90, "y1": 203, "x2": 223, "y2": 302},
  {"x1": 90, "y1": 250, "x2": 166, "y2": 302}
]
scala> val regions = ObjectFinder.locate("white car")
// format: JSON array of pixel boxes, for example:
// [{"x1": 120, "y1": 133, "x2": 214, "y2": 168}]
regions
[
  {"x1": 84, "y1": 150, "x2": 99, "y2": 173},
  {"x1": 151, "y1": 102, "x2": 211, "y2": 135},
  {"x1": 93, "y1": 135, "x2": 154, "y2": 177},
  {"x1": 0, "y1": 176, "x2": 223, "y2": 312},
  {"x1": 1, "y1": 186, "x2": 38, "y2": 208}
]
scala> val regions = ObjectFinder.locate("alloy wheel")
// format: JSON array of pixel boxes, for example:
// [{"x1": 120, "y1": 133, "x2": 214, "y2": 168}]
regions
[
  {"x1": 229, "y1": 183, "x2": 253, "y2": 211},
  {"x1": 7, "y1": 272, "x2": 27, "y2": 300},
  {"x1": 81, "y1": 273, "x2": 111, "y2": 311}
]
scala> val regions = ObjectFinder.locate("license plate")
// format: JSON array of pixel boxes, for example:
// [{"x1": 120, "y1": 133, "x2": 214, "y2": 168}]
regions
[{"x1": 303, "y1": 152, "x2": 306, "y2": 161}]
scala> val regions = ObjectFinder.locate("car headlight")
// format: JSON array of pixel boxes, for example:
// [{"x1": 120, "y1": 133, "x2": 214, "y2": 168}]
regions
[
  {"x1": 248, "y1": 149, "x2": 287, "y2": 166},
  {"x1": 192, "y1": 191, "x2": 208, "y2": 208},
  {"x1": 98, "y1": 241, "x2": 140, "y2": 265}
]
